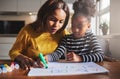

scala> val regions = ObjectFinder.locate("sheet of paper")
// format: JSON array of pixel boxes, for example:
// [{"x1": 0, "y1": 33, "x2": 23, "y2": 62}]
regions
[{"x1": 28, "y1": 62, "x2": 109, "y2": 76}]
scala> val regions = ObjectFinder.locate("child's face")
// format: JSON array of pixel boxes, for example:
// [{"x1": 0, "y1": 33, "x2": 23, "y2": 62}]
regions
[
  {"x1": 72, "y1": 15, "x2": 90, "y2": 38},
  {"x1": 46, "y1": 9, "x2": 66, "y2": 34}
]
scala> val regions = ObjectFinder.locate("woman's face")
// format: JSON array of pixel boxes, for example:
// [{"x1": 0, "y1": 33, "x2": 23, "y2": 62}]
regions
[
  {"x1": 47, "y1": 9, "x2": 66, "y2": 34},
  {"x1": 72, "y1": 15, "x2": 90, "y2": 38}
]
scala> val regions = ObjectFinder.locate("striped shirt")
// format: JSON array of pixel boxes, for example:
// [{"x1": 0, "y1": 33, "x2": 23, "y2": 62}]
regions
[{"x1": 48, "y1": 31, "x2": 104, "y2": 62}]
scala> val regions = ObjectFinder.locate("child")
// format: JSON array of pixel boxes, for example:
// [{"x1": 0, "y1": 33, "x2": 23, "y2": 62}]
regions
[{"x1": 47, "y1": 0, "x2": 104, "y2": 62}]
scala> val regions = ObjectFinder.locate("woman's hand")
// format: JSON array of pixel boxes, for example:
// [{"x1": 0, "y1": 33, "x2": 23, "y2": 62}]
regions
[
  {"x1": 14, "y1": 54, "x2": 34, "y2": 70},
  {"x1": 67, "y1": 52, "x2": 82, "y2": 62},
  {"x1": 35, "y1": 55, "x2": 48, "y2": 68}
]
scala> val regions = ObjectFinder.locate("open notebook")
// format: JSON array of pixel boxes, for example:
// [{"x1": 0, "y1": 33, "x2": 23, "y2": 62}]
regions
[{"x1": 28, "y1": 62, "x2": 109, "y2": 76}]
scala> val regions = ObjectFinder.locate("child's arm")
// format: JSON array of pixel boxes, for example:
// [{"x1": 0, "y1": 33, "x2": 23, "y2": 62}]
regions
[
  {"x1": 80, "y1": 34, "x2": 104, "y2": 62},
  {"x1": 47, "y1": 46, "x2": 66, "y2": 62},
  {"x1": 47, "y1": 37, "x2": 67, "y2": 62}
]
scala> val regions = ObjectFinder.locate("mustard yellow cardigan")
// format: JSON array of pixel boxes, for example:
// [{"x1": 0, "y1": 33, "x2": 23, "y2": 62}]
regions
[{"x1": 9, "y1": 25, "x2": 67, "y2": 60}]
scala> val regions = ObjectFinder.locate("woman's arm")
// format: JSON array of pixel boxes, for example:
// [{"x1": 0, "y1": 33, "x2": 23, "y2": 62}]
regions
[
  {"x1": 9, "y1": 26, "x2": 35, "y2": 69},
  {"x1": 9, "y1": 27, "x2": 28, "y2": 60}
]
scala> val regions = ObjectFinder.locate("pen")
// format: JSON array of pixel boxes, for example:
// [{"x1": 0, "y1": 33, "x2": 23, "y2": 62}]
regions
[{"x1": 38, "y1": 53, "x2": 48, "y2": 68}]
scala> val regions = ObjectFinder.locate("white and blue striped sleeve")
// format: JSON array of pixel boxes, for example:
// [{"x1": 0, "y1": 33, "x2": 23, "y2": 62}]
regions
[
  {"x1": 47, "y1": 37, "x2": 67, "y2": 62},
  {"x1": 81, "y1": 35, "x2": 104, "y2": 62}
]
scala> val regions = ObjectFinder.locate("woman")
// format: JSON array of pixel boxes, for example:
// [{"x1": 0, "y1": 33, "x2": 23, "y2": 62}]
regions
[{"x1": 9, "y1": 0, "x2": 70, "y2": 69}]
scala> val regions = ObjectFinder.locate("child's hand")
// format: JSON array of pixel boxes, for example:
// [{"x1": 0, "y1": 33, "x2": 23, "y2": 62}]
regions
[{"x1": 67, "y1": 52, "x2": 82, "y2": 62}]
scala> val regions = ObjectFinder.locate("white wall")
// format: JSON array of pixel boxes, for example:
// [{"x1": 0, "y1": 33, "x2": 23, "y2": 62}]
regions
[
  {"x1": 109, "y1": 0, "x2": 120, "y2": 59},
  {"x1": 110, "y1": 0, "x2": 120, "y2": 35},
  {"x1": 109, "y1": 35, "x2": 120, "y2": 59}
]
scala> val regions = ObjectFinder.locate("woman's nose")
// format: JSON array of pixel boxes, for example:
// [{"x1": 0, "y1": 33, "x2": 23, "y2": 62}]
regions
[{"x1": 54, "y1": 21, "x2": 59, "y2": 27}]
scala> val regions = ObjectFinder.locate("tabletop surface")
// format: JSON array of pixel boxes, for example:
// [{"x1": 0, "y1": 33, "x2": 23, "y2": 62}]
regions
[{"x1": 0, "y1": 60, "x2": 120, "y2": 79}]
